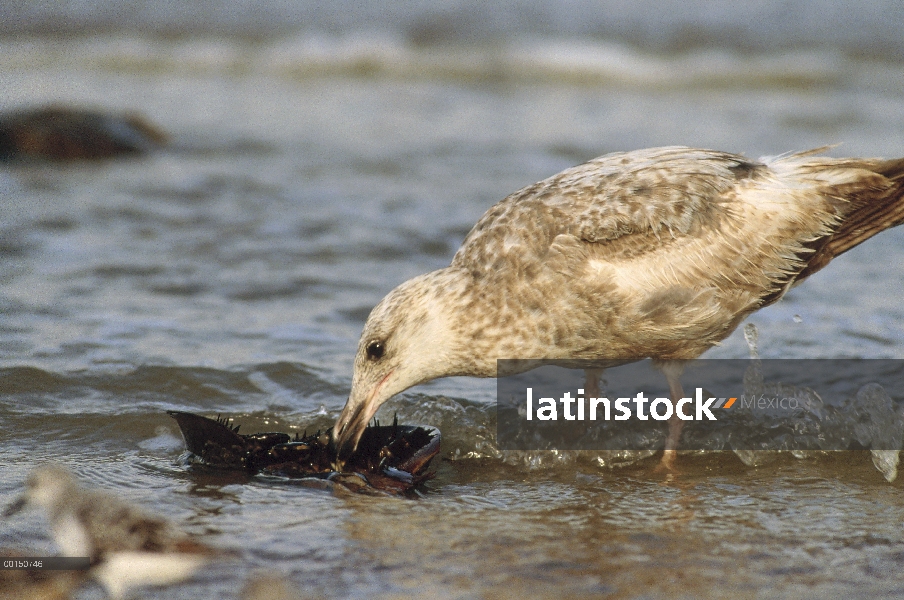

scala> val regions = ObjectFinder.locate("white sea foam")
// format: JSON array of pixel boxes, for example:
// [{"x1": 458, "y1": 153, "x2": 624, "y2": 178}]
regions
[{"x1": 0, "y1": 33, "x2": 876, "y2": 90}]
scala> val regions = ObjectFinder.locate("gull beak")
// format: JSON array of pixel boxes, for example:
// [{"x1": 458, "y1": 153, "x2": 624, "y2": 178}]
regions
[
  {"x1": 331, "y1": 401, "x2": 369, "y2": 471},
  {"x1": 331, "y1": 371, "x2": 394, "y2": 471},
  {"x1": 3, "y1": 496, "x2": 27, "y2": 518}
]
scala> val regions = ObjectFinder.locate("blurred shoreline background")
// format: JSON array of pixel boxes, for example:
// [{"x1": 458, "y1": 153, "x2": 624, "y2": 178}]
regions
[
  {"x1": 3, "y1": 3, "x2": 904, "y2": 599},
  {"x1": 3, "y1": 0, "x2": 904, "y2": 59}
]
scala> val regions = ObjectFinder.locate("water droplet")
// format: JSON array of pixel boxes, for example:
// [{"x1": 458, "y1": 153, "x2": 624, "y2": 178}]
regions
[
  {"x1": 743, "y1": 323, "x2": 759, "y2": 359},
  {"x1": 793, "y1": 314, "x2": 803, "y2": 323}
]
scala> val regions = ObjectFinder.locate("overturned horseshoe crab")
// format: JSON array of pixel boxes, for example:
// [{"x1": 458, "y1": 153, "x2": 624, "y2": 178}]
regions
[{"x1": 168, "y1": 411, "x2": 440, "y2": 495}]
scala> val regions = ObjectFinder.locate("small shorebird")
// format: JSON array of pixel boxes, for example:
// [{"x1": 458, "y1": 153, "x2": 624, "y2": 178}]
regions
[
  {"x1": 332, "y1": 146, "x2": 904, "y2": 469},
  {"x1": 4, "y1": 466, "x2": 220, "y2": 599}
]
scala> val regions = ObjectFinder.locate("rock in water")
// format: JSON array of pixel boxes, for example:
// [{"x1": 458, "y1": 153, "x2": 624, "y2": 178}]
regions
[{"x1": 0, "y1": 106, "x2": 167, "y2": 161}]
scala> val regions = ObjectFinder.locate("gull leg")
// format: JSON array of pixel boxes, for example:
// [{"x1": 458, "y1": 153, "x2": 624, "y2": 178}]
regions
[
  {"x1": 583, "y1": 369, "x2": 604, "y2": 399},
  {"x1": 576, "y1": 369, "x2": 605, "y2": 440},
  {"x1": 657, "y1": 361, "x2": 686, "y2": 472}
]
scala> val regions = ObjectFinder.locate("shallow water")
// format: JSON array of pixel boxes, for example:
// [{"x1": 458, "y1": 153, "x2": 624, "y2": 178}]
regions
[{"x1": 2, "y1": 3, "x2": 904, "y2": 598}]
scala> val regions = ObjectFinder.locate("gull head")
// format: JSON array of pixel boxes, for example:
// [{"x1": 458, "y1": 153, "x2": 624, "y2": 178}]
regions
[{"x1": 332, "y1": 269, "x2": 468, "y2": 466}]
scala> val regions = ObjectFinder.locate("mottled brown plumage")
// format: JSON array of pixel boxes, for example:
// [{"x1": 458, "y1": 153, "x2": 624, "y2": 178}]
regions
[{"x1": 333, "y1": 146, "x2": 904, "y2": 463}]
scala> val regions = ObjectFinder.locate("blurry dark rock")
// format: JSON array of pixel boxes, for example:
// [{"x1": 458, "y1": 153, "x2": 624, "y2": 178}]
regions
[{"x1": 0, "y1": 106, "x2": 167, "y2": 162}]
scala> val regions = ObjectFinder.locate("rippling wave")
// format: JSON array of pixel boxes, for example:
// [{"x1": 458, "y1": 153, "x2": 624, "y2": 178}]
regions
[{"x1": 1, "y1": 33, "x2": 892, "y2": 90}]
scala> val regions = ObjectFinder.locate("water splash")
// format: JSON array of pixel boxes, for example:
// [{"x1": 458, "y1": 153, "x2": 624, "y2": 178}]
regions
[
  {"x1": 743, "y1": 322, "x2": 759, "y2": 359},
  {"x1": 850, "y1": 384, "x2": 903, "y2": 482}
]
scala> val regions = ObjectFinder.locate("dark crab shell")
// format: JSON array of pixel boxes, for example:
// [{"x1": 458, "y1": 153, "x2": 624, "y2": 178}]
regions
[{"x1": 167, "y1": 411, "x2": 440, "y2": 494}]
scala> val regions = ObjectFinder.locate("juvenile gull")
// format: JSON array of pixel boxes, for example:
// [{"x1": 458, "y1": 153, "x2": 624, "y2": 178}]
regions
[
  {"x1": 332, "y1": 146, "x2": 904, "y2": 469},
  {"x1": 4, "y1": 466, "x2": 221, "y2": 599}
]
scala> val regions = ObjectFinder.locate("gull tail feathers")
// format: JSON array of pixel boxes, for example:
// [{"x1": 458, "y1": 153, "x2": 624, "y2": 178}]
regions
[{"x1": 796, "y1": 156, "x2": 904, "y2": 281}]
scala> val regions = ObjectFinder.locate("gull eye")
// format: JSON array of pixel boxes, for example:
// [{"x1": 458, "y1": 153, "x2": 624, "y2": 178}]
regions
[{"x1": 365, "y1": 340, "x2": 385, "y2": 361}]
